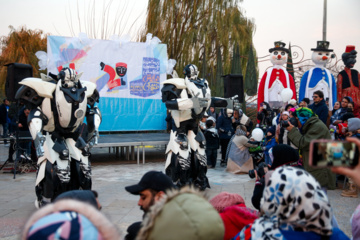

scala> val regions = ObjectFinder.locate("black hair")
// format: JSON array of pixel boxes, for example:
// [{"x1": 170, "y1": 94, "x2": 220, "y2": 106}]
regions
[
  {"x1": 313, "y1": 90, "x2": 324, "y2": 99},
  {"x1": 206, "y1": 119, "x2": 214, "y2": 129},
  {"x1": 301, "y1": 98, "x2": 310, "y2": 104}
]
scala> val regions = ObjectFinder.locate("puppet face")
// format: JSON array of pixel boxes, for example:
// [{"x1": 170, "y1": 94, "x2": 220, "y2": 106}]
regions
[
  {"x1": 311, "y1": 51, "x2": 330, "y2": 66},
  {"x1": 116, "y1": 66, "x2": 127, "y2": 77},
  {"x1": 270, "y1": 50, "x2": 288, "y2": 66}
]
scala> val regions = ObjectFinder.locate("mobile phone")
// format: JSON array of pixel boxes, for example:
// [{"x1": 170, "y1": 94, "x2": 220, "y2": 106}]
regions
[{"x1": 309, "y1": 139, "x2": 359, "y2": 168}]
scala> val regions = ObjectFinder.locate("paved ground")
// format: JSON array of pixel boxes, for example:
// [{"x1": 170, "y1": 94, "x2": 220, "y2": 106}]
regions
[{"x1": 0, "y1": 144, "x2": 359, "y2": 239}]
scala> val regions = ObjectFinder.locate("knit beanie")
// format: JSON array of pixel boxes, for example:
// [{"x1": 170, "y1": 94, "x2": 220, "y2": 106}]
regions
[
  {"x1": 209, "y1": 192, "x2": 245, "y2": 213},
  {"x1": 348, "y1": 118, "x2": 360, "y2": 132},
  {"x1": 270, "y1": 144, "x2": 299, "y2": 170},
  {"x1": 282, "y1": 111, "x2": 290, "y2": 117},
  {"x1": 266, "y1": 126, "x2": 276, "y2": 136}
]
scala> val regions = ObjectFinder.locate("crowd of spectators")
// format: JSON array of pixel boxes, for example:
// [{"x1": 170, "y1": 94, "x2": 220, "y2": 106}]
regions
[{"x1": 7, "y1": 91, "x2": 360, "y2": 239}]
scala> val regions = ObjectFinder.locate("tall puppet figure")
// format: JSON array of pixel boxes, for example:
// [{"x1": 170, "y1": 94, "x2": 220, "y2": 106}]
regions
[
  {"x1": 15, "y1": 68, "x2": 102, "y2": 208},
  {"x1": 299, "y1": 41, "x2": 337, "y2": 110},
  {"x1": 337, "y1": 46, "x2": 360, "y2": 107},
  {"x1": 257, "y1": 41, "x2": 296, "y2": 110},
  {"x1": 161, "y1": 64, "x2": 236, "y2": 190}
]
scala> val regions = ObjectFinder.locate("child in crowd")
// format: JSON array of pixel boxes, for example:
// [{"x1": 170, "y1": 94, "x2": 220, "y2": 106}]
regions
[
  {"x1": 262, "y1": 126, "x2": 277, "y2": 165},
  {"x1": 204, "y1": 119, "x2": 219, "y2": 168}
]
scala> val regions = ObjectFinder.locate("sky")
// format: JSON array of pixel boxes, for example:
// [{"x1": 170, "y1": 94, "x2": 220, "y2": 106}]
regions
[{"x1": 0, "y1": 0, "x2": 359, "y2": 77}]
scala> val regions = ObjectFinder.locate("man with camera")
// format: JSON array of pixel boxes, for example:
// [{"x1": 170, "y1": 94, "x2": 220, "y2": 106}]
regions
[{"x1": 286, "y1": 107, "x2": 336, "y2": 190}]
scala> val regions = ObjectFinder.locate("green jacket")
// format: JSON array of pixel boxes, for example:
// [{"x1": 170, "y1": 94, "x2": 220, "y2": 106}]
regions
[{"x1": 288, "y1": 116, "x2": 336, "y2": 189}]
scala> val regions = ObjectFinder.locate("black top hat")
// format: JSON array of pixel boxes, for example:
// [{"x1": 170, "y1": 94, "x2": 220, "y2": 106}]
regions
[
  {"x1": 269, "y1": 41, "x2": 289, "y2": 53},
  {"x1": 311, "y1": 41, "x2": 333, "y2": 52}
]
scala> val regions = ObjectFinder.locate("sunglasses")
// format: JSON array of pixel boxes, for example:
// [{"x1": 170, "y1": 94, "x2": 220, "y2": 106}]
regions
[{"x1": 312, "y1": 96, "x2": 319, "y2": 99}]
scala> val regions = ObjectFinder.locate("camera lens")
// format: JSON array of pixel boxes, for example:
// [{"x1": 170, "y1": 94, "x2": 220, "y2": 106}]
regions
[{"x1": 248, "y1": 169, "x2": 256, "y2": 179}]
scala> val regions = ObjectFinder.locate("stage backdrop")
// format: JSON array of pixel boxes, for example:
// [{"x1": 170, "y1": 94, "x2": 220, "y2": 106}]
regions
[{"x1": 47, "y1": 36, "x2": 168, "y2": 131}]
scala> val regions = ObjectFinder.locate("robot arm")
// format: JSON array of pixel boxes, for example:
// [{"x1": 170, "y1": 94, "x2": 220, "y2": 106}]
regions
[
  {"x1": 211, "y1": 96, "x2": 240, "y2": 110},
  {"x1": 28, "y1": 109, "x2": 47, "y2": 157},
  {"x1": 162, "y1": 83, "x2": 209, "y2": 110},
  {"x1": 86, "y1": 89, "x2": 102, "y2": 147}
]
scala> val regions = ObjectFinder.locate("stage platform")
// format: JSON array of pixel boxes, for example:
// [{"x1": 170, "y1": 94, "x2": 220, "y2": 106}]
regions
[{"x1": 95, "y1": 132, "x2": 169, "y2": 164}]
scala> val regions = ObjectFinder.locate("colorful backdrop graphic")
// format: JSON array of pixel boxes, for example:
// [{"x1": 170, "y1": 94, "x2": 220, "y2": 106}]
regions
[{"x1": 47, "y1": 36, "x2": 168, "y2": 131}]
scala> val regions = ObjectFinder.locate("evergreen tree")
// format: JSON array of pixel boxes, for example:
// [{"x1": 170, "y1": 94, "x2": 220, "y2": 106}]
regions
[
  {"x1": 141, "y1": 0, "x2": 256, "y2": 96},
  {"x1": 0, "y1": 26, "x2": 47, "y2": 98}
]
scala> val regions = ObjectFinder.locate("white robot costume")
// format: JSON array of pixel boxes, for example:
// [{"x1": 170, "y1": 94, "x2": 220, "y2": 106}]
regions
[
  {"x1": 162, "y1": 64, "x2": 235, "y2": 190},
  {"x1": 15, "y1": 68, "x2": 101, "y2": 207}
]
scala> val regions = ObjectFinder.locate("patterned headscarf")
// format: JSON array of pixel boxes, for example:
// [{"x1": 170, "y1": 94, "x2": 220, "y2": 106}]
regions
[
  {"x1": 27, "y1": 211, "x2": 102, "y2": 240},
  {"x1": 237, "y1": 166, "x2": 333, "y2": 240},
  {"x1": 295, "y1": 107, "x2": 315, "y2": 126}
]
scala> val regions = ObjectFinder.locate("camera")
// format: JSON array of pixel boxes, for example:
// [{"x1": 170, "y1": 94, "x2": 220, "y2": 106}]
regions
[
  {"x1": 248, "y1": 162, "x2": 268, "y2": 179},
  {"x1": 281, "y1": 120, "x2": 290, "y2": 128}
]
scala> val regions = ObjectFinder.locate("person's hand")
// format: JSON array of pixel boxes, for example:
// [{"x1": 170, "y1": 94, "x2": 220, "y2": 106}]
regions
[
  {"x1": 18, "y1": 123, "x2": 23, "y2": 128},
  {"x1": 246, "y1": 132, "x2": 250, "y2": 136},
  {"x1": 332, "y1": 137, "x2": 360, "y2": 187},
  {"x1": 333, "y1": 120, "x2": 342, "y2": 125},
  {"x1": 254, "y1": 170, "x2": 259, "y2": 181},
  {"x1": 286, "y1": 121, "x2": 294, "y2": 132},
  {"x1": 346, "y1": 131, "x2": 353, "y2": 137}
]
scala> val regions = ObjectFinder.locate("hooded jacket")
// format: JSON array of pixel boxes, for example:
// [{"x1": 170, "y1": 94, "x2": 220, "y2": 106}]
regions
[
  {"x1": 217, "y1": 109, "x2": 235, "y2": 140},
  {"x1": 136, "y1": 187, "x2": 224, "y2": 240},
  {"x1": 287, "y1": 116, "x2": 336, "y2": 189},
  {"x1": 308, "y1": 99, "x2": 329, "y2": 125}
]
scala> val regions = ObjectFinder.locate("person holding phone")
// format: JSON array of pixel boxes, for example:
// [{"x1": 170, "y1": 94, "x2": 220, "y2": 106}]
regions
[
  {"x1": 286, "y1": 107, "x2": 336, "y2": 190},
  {"x1": 333, "y1": 118, "x2": 360, "y2": 198}
]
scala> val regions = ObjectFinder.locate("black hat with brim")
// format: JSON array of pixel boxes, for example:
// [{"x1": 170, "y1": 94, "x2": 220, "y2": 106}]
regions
[
  {"x1": 125, "y1": 171, "x2": 175, "y2": 195},
  {"x1": 269, "y1": 41, "x2": 289, "y2": 53},
  {"x1": 311, "y1": 40, "x2": 333, "y2": 52}
]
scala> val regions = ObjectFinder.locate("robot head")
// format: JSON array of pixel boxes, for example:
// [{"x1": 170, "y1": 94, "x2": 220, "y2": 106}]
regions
[
  {"x1": 311, "y1": 51, "x2": 331, "y2": 66},
  {"x1": 342, "y1": 46, "x2": 357, "y2": 69},
  {"x1": 58, "y1": 67, "x2": 79, "y2": 88},
  {"x1": 183, "y1": 64, "x2": 199, "y2": 80},
  {"x1": 116, "y1": 62, "x2": 127, "y2": 77}
]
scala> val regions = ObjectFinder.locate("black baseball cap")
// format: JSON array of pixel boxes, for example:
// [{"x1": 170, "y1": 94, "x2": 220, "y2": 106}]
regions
[{"x1": 125, "y1": 171, "x2": 175, "y2": 195}]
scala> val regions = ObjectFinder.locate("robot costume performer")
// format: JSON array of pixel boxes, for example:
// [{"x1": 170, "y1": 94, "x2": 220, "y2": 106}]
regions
[
  {"x1": 15, "y1": 68, "x2": 102, "y2": 207},
  {"x1": 162, "y1": 64, "x2": 236, "y2": 190}
]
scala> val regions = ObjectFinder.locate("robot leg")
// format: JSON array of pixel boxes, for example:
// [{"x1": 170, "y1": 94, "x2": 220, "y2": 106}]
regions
[
  {"x1": 35, "y1": 159, "x2": 70, "y2": 207},
  {"x1": 70, "y1": 158, "x2": 92, "y2": 190},
  {"x1": 193, "y1": 150, "x2": 210, "y2": 191}
]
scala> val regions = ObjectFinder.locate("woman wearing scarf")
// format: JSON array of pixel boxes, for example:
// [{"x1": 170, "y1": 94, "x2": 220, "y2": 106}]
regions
[
  {"x1": 286, "y1": 107, "x2": 336, "y2": 190},
  {"x1": 225, "y1": 126, "x2": 257, "y2": 174},
  {"x1": 233, "y1": 167, "x2": 349, "y2": 240}
]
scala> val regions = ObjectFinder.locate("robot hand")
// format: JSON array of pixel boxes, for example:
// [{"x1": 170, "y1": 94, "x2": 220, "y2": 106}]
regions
[
  {"x1": 100, "y1": 62, "x2": 105, "y2": 70},
  {"x1": 191, "y1": 97, "x2": 209, "y2": 109},
  {"x1": 225, "y1": 95, "x2": 240, "y2": 110},
  {"x1": 88, "y1": 130, "x2": 99, "y2": 148},
  {"x1": 34, "y1": 132, "x2": 46, "y2": 157}
]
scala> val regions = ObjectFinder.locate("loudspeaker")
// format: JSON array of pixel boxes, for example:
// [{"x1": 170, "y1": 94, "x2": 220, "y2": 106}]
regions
[
  {"x1": 5, "y1": 63, "x2": 33, "y2": 101},
  {"x1": 223, "y1": 74, "x2": 244, "y2": 103}
]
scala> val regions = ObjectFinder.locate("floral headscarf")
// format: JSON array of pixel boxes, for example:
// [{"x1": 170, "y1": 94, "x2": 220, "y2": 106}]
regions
[
  {"x1": 237, "y1": 166, "x2": 333, "y2": 240},
  {"x1": 295, "y1": 107, "x2": 315, "y2": 126}
]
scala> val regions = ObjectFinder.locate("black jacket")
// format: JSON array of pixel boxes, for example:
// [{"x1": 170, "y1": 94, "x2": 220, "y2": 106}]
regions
[{"x1": 308, "y1": 99, "x2": 329, "y2": 125}]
